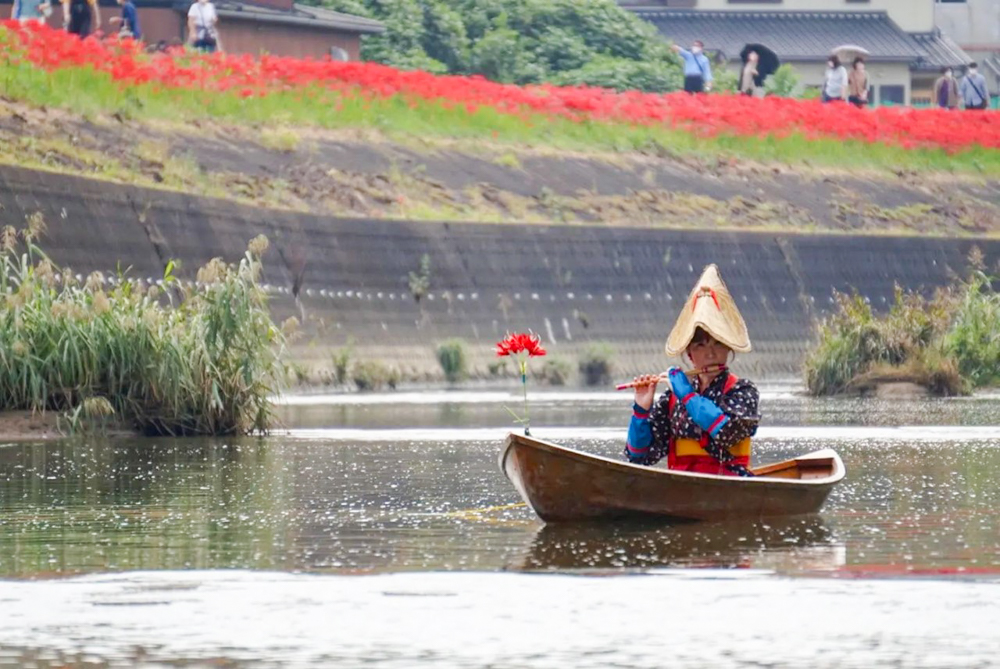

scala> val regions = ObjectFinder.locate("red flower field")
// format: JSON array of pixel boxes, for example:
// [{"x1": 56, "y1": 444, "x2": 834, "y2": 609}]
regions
[{"x1": 2, "y1": 21, "x2": 998, "y2": 154}]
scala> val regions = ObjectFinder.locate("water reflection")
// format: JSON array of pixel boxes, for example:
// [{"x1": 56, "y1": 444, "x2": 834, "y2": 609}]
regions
[
  {"x1": 1, "y1": 389, "x2": 1000, "y2": 580},
  {"x1": 513, "y1": 516, "x2": 842, "y2": 573}
]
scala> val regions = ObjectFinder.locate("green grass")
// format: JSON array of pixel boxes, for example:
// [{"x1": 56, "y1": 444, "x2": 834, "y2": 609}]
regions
[
  {"x1": 805, "y1": 264, "x2": 1000, "y2": 396},
  {"x1": 1, "y1": 57, "x2": 997, "y2": 176},
  {"x1": 0, "y1": 223, "x2": 287, "y2": 435}
]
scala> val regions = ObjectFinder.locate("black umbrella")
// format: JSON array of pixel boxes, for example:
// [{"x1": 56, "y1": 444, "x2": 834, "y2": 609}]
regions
[{"x1": 740, "y1": 43, "x2": 780, "y2": 87}]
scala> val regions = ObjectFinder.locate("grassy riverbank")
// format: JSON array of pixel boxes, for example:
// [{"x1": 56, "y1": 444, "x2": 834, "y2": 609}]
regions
[
  {"x1": 1, "y1": 23, "x2": 999, "y2": 178},
  {"x1": 804, "y1": 259, "x2": 1000, "y2": 396},
  {"x1": 0, "y1": 223, "x2": 287, "y2": 435},
  {"x1": 4, "y1": 61, "x2": 998, "y2": 178},
  {"x1": 4, "y1": 63, "x2": 996, "y2": 177}
]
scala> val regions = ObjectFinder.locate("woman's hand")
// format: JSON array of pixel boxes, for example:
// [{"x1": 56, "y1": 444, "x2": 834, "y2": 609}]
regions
[{"x1": 633, "y1": 374, "x2": 659, "y2": 411}]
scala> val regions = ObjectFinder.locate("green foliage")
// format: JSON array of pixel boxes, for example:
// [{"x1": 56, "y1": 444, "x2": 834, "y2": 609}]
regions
[
  {"x1": 331, "y1": 336, "x2": 355, "y2": 385},
  {"x1": 806, "y1": 263, "x2": 1000, "y2": 396},
  {"x1": 711, "y1": 66, "x2": 739, "y2": 94},
  {"x1": 578, "y1": 342, "x2": 615, "y2": 386},
  {"x1": 536, "y1": 356, "x2": 572, "y2": 386},
  {"x1": 408, "y1": 253, "x2": 431, "y2": 303},
  {"x1": 352, "y1": 359, "x2": 395, "y2": 391},
  {"x1": 318, "y1": 0, "x2": 682, "y2": 92},
  {"x1": 764, "y1": 64, "x2": 801, "y2": 98},
  {"x1": 943, "y1": 268, "x2": 1000, "y2": 387},
  {"x1": 0, "y1": 226, "x2": 285, "y2": 435},
  {"x1": 552, "y1": 55, "x2": 680, "y2": 93},
  {"x1": 436, "y1": 338, "x2": 469, "y2": 383}
]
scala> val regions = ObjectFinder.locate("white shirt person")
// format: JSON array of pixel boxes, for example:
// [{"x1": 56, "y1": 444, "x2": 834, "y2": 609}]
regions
[{"x1": 188, "y1": 0, "x2": 220, "y2": 52}]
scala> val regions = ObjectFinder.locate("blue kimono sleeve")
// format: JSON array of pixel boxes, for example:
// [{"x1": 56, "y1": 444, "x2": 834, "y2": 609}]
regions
[{"x1": 625, "y1": 403, "x2": 653, "y2": 462}]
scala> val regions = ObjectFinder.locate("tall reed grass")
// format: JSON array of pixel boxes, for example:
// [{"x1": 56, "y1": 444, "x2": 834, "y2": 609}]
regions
[
  {"x1": 0, "y1": 219, "x2": 286, "y2": 435},
  {"x1": 805, "y1": 261, "x2": 1000, "y2": 396}
]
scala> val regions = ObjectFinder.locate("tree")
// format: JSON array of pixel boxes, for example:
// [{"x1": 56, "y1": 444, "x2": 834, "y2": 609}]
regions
[{"x1": 316, "y1": 0, "x2": 682, "y2": 92}]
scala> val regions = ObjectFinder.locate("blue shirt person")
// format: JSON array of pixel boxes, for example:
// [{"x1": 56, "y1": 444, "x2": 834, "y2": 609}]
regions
[
  {"x1": 110, "y1": 0, "x2": 141, "y2": 39},
  {"x1": 11, "y1": 0, "x2": 52, "y2": 24},
  {"x1": 672, "y1": 40, "x2": 713, "y2": 94},
  {"x1": 960, "y1": 63, "x2": 990, "y2": 110}
]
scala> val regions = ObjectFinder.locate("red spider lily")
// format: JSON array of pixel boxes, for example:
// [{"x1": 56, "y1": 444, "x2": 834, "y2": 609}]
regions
[
  {"x1": 2, "y1": 21, "x2": 999, "y2": 153},
  {"x1": 496, "y1": 332, "x2": 546, "y2": 358},
  {"x1": 494, "y1": 332, "x2": 545, "y2": 435}
]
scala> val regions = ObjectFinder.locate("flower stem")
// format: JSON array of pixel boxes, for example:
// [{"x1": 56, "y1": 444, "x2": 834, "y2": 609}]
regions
[{"x1": 520, "y1": 358, "x2": 530, "y2": 436}]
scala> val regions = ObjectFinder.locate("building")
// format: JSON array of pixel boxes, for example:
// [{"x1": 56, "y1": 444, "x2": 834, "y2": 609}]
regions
[
  {"x1": 3, "y1": 0, "x2": 384, "y2": 60},
  {"x1": 935, "y1": 0, "x2": 1000, "y2": 93},
  {"x1": 623, "y1": 0, "x2": 972, "y2": 105}
]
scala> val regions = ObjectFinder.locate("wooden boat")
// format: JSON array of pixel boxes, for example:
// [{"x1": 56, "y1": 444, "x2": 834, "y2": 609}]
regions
[{"x1": 500, "y1": 433, "x2": 845, "y2": 523}]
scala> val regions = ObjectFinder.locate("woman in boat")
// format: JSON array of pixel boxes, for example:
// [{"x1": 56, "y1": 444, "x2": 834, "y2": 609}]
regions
[{"x1": 625, "y1": 265, "x2": 759, "y2": 477}]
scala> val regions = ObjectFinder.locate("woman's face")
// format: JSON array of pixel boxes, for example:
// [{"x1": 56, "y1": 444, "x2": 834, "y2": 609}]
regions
[
  {"x1": 687, "y1": 335, "x2": 731, "y2": 369},
  {"x1": 749, "y1": 52, "x2": 758, "y2": 63}
]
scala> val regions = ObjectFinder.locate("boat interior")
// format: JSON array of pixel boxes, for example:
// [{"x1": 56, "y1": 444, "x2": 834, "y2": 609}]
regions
[{"x1": 751, "y1": 456, "x2": 838, "y2": 480}]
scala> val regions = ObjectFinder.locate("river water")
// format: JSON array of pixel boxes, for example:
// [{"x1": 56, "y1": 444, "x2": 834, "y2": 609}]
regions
[{"x1": 1, "y1": 386, "x2": 1000, "y2": 667}]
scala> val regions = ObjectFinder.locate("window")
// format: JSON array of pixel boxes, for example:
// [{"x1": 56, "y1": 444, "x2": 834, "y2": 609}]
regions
[{"x1": 879, "y1": 85, "x2": 905, "y2": 106}]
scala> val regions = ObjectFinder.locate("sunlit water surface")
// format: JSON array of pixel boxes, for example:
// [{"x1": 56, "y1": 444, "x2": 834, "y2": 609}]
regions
[{"x1": 2, "y1": 386, "x2": 1000, "y2": 667}]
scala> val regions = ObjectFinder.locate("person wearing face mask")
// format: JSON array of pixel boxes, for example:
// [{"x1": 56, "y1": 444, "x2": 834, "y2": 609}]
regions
[
  {"x1": 624, "y1": 265, "x2": 759, "y2": 477},
  {"x1": 847, "y1": 58, "x2": 869, "y2": 108},
  {"x1": 960, "y1": 62, "x2": 990, "y2": 111},
  {"x1": 672, "y1": 40, "x2": 713, "y2": 94},
  {"x1": 822, "y1": 55, "x2": 848, "y2": 103},
  {"x1": 934, "y1": 67, "x2": 960, "y2": 109}
]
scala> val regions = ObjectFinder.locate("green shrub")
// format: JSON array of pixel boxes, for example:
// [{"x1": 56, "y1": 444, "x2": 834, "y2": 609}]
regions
[
  {"x1": 320, "y1": 0, "x2": 683, "y2": 92},
  {"x1": 331, "y1": 337, "x2": 355, "y2": 385},
  {"x1": 536, "y1": 356, "x2": 572, "y2": 386},
  {"x1": 436, "y1": 338, "x2": 468, "y2": 383},
  {"x1": 352, "y1": 360, "x2": 392, "y2": 391},
  {"x1": 488, "y1": 359, "x2": 508, "y2": 377},
  {"x1": 806, "y1": 261, "x2": 1000, "y2": 396},
  {"x1": 0, "y1": 224, "x2": 285, "y2": 435},
  {"x1": 578, "y1": 342, "x2": 614, "y2": 386},
  {"x1": 943, "y1": 269, "x2": 1000, "y2": 387},
  {"x1": 764, "y1": 64, "x2": 800, "y2": 98}
]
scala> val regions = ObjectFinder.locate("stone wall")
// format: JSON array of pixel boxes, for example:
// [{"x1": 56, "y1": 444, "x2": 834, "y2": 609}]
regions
[{"x1": 1, "y1": 165, "x2": 994, "y2": 380}]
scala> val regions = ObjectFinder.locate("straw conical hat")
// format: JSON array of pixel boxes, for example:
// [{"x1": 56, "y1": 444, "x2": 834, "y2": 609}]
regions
[{"x1": 665, "y1": 264, "x2": 752, "y2": 356}]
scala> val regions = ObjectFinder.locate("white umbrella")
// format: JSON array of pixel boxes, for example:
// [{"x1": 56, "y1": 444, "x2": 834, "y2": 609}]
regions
[{"x1": 831, "y1": 44, "x2": 871, "y2": 62}]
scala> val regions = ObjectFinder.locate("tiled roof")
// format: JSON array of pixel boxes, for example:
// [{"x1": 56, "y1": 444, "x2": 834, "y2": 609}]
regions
[
  {"x1": 189, "y1": 1, "x2": 385, "y2": 34},
  {"x1": 910, "y1": 31, "x2": 973, "y2": 71},
  {"x1": 632, "y1": 9, "x2": 923, "y2": 62}
]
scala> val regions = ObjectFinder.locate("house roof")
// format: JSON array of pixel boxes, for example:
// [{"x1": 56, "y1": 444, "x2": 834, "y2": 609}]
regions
[
  {"x1": 910, "y1": 31, "x2": 973, "y2": 71},
  {"x1": 176, "y1": 1, "x2": 385, "y2": 34},
  {"x1": 632, "y1": 9, "x2": 923, "y2": 63}
]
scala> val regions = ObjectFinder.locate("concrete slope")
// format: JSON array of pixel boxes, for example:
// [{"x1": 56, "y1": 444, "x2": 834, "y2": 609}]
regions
[{"x1": 0, "y1": 165, "x2": 994, "y2": 380}]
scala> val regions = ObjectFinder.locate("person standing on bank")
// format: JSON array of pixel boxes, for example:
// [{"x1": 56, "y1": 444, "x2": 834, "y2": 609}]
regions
[
  {"x1": 672, "y1": 40, "x2": 713, "y2": 94},
  {"x1": 62, "y1": 0, "x2": 99, "y2": 38},
  {"x1": 624, "y1": 265, "x2": 760, "y2": 477},
  {"x1": 11, "y1": 0, "x2": 51, "y2": 25},
  {"x1": 822, "y1": 55, "x2": 848, "y2": 103},
  {"x1": 847, "y1": 57, "x2": 869, "y2": 108},
  {"x1": 934, "y1": 67, "x2": 960, "y2": 110},
  {"x1": 109, "y1": 0, "x2": 141, "y2": 40},
  {"x1": 741, "y1": 51, "x2": 759, "y2": 97},
  {"x1": 960, "y1": 62, "x2": 990, "y2": 110},
  {"x1": 188, "y1": 0, "x2": 220, "y2": 52}
]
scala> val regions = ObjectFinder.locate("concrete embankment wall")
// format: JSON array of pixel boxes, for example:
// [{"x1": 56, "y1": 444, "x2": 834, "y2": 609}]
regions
[{"x1": 1, "y1": 165, "x2": 996, "y2": 379}]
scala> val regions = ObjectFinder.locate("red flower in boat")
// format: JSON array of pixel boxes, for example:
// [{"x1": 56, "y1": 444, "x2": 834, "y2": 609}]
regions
[{"x1": 496, "y1": 332, "x2": 546, "y2": 358}]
